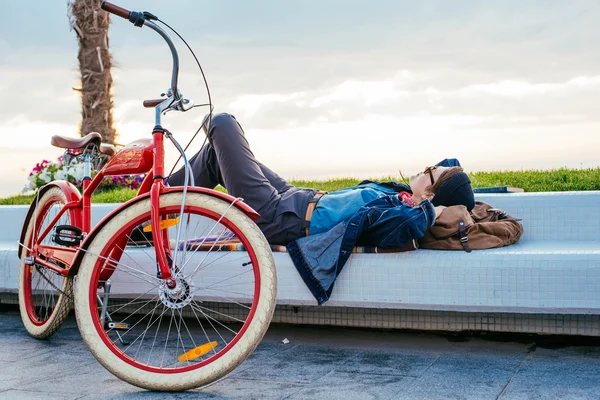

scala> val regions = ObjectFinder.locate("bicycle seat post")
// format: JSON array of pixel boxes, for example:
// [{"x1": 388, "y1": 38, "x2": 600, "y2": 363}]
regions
[
  {"x1": 82, "y1": 149, "x2": 95, "y2": 233},
  {"x1": 83, "y1": 153, "x2": 92, "y2": 182}
]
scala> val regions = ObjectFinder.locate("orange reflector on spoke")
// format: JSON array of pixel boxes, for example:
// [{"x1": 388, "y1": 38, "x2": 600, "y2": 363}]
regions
[
  {"x1": 178, "y1": 341, "x2": 218, "y2": 362},
  {"x1": 143, "y1": 218, "x2": 179, "y2": 232}
]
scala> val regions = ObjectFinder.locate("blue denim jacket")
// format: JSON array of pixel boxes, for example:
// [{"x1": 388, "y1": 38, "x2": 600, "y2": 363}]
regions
[
  {"x1": 309, "y1": 182, "x2": 408, "y2": 235},
  {"x1": 287, "y1": 181, "x2": 436, "y2": 305}
]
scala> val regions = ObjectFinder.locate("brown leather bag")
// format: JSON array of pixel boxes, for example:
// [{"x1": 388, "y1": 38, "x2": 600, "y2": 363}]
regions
[{"x1": 419, "y1": 201, "x2": 524, "y2": 252}]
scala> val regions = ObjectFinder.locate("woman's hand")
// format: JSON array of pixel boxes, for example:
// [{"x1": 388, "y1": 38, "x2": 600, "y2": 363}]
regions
[{"x1": 434, "y1": 205, "x2": 447, "y2": 220}]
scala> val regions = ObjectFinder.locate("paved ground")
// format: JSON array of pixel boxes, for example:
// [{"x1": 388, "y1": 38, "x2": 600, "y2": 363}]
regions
[{"x1": 1, "y1": 308, "x2": 600, "y2": 400}]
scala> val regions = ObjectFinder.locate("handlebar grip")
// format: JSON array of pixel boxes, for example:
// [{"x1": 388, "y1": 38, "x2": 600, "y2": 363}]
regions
[
  {"x1": 100, "y1": 1, "x2": 131, "y2": 20},
  {"x1": 143, "y1": 99, "x2": 164, "y2": 108}
]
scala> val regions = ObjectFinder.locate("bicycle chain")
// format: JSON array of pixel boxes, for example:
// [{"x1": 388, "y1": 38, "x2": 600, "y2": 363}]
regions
[{"x1": 35, "y1": 264, "x2": 73, "y2": 300}]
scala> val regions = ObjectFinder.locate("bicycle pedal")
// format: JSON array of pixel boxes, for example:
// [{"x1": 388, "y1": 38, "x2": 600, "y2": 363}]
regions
[
  {"x1": 52, "y1": 225, "x2": 84, "y2": 247},
  {"x1": 107, "y1": 322, "x2": 130, "y2": 331}
]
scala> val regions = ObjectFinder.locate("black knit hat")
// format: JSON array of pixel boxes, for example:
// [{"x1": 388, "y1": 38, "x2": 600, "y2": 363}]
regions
[{"x1": 431, "y1": 172, "x2": 475, "y2": 211}]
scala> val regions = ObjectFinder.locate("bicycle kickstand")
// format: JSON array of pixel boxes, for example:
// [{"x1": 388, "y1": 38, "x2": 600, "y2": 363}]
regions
[
  {"x1": 100, "y1": 280, "x2": 112, "y2": 327},
  {"x1": 97, "y1": 280, "x2": 129, "y2": 346}
]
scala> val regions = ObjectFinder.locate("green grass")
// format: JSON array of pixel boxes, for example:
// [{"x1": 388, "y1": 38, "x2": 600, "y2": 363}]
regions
[
  {"x1": 2, "y1": 167, "x2": 599, "y2": 205},
  {"x1": 468, "y1": 168, "x2": 600, "y2": 192},
  {"x1": 0, "y1": 193, "x2": 37, "y2": 205},
  {"x1": 0, "y1": 188, "x2": 138, "y2": 206},
  {"x1": 291, "y1": 167, "x2": 600, "y2": 193}
]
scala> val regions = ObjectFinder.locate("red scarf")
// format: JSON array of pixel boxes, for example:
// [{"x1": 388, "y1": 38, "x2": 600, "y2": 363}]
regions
[{"x1": 399, "y1": 192, "x2": 417, "y2": 208}]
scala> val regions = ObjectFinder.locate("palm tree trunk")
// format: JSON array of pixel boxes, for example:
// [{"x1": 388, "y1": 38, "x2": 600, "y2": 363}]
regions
[{"x1": 69, "y1": 0, "x2": 117, "y2": 145}]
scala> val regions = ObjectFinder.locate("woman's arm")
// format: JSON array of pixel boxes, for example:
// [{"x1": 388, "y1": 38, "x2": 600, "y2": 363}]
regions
[{"x1": 359, "y1": 196, "x2": 436, "y2": 248}]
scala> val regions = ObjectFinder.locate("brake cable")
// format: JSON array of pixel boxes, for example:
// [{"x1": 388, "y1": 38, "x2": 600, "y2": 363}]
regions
[{"x1": 156, "y1": 18, "x2": 213, "y2": 181}]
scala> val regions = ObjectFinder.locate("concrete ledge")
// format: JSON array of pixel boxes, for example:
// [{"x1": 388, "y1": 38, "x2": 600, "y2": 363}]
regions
[{"x1": 2, "y1": 191, "x2": 599, "y2": 334}]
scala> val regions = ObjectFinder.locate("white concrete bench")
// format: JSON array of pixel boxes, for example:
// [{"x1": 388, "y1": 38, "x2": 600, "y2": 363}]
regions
[{"x1": 2, "y1": 191, "x2": 599, "y2": 334}]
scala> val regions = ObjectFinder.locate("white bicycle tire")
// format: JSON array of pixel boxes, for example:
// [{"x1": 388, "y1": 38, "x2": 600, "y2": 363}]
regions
[{"x1": 74, "y1": 192, "x2": 277, "y2": 391}]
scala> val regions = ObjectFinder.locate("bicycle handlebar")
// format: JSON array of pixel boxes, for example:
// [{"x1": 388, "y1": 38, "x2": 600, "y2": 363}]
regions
[
  {"x1": 100, "y1": 1, "x2": 130, "y2": 20},
  {"x1": 143, "y1": 99, "x2": 165, "y2": 108},
  {"x1": 101, "y1": 1, "x2": 193, "y2": 125}
]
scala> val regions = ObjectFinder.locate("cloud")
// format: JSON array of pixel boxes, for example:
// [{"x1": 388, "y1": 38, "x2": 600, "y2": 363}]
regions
[
  {"x1": 310, "y1": 76, "x2": 411, "y2": 108},
  {"x1": 230, "y1": 92, "x2": 304, "y2": 118},
  {"x1": 1, "y1": 0, "x2": 599, "y2": 195},
  {"x1": 456, "y1": 76, "x2": 600, "y2": 98},
  {"x1": 220, "y1": 71, "x2": 600, "y2": 132},
  {"x1": 0, "y1": 67, "x2": 80, "y2": 125}
]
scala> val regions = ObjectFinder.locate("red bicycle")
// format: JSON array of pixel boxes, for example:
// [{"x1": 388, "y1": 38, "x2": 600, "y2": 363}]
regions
[{"x1": 18, "y1": 1, "x2": 276, "y2": 391}]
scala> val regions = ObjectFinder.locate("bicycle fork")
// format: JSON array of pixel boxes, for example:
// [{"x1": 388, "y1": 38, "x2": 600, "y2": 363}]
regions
[{"x1": 150, "y1": 180, "x2": 176, "y2": 287}]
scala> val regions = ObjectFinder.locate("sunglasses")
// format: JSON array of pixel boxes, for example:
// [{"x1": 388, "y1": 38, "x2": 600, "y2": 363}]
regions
[{"x1": 424, "y1": 166, "x2": 437, "y2": 185}]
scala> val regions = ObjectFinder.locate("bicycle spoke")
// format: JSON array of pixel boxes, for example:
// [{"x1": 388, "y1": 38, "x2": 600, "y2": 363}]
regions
[
  {"x1": 103, "y1": 252, "x2": 158, "y2": 282},
  {"x1": 120, "y1": 302, "x2": 170, "y2": 353},
  {"x1": 187, "y1": 300, "x2": 221, "y2": 358},
  {"x1": 177, "y1": 308, "x2": 199, "y2": 351},
  {"x1": 105, "y1": 296, "x2": 161, "y2": 335},
  {"x1": 175, "y1": 213, "x2": 198, "y2": 274},
  {"x1": 125, "y1": 228, "x2": 160, "y2": 264},
  {"x1": 192, "y1": 303, "x2": 246, "y2": 324},
  {"x1": 174, "y1": 309, "x2": 189, "y2": 366},
  {"x1": 161, "y1": 310, "x2": 175, "y2": 368},
  {"x1": 173, "y1": 215, "x2": 223, "y2": 277},
  {"x1": 202, "y1": 270, "x2": 253, "y2": 289},
  {"x1": 77, "y1": 247, "x2": 157, "y2": 284},
  {"x1": 134, "y1": 298, "x2": 161, "y2": 360},
  {"x1": 178, "y1": 215, "x2": 234, "y2": 278},
  {"x1": 147, "y1": 304, "x2": 168, "y2": 365},
  {"x1": 104, "y1": 299, "x2": 159, "y2": 310},
  {"x1": 197, "y1": 287, "x2": 256, "y2": 300},
  {"x1": 207, "y1": 280, "x2": 256, "y2": 290},
  {"x1": 99, "y1": 284, "x2": 160, "y2": 315},
  {"x1": 183, "y1": 251, "x2": 251, "y2": 277},
  {"x1": 189, "y1": 301, "x2": 239, "y2": 336}
]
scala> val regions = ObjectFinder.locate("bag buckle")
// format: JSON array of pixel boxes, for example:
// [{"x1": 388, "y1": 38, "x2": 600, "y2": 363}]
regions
[{"x1": 487, "y1": 208, "x2": 522, "y2": 221}]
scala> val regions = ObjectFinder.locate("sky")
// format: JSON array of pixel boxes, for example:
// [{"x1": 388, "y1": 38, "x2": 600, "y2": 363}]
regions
[{"x1": 0, "y1": 1, "x2": 599, "y2": 196}]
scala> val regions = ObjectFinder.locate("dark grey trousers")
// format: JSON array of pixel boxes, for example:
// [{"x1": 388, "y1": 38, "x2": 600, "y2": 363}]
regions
[{"x1": 168, "y1": 113, "x2": 316, "y2": 245}]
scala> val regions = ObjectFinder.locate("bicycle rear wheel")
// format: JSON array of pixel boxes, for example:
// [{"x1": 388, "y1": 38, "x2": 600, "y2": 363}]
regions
[
  {"x1": 74, "y1": 192, "x2": 276, "y2": 391},
  {"x1": 19, "y1": 187, "x2": 74, "y2": 339}
]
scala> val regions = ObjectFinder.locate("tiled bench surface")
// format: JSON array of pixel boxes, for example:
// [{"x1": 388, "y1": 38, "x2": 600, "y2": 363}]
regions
[{"x1": 1, "y1": 192, "x2": 599, "y2": 315}]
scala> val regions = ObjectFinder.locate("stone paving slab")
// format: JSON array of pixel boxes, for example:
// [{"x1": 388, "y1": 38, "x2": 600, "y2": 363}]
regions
[
  {"x1": 499, "y1": 347, "x2": 600, "y2": 400},
  {"x1": 394, "y1": 347, "x2": 526, "y2": 400},
  {"x1": 1, "y1": 310, "x2": 600, "y2": 400}
]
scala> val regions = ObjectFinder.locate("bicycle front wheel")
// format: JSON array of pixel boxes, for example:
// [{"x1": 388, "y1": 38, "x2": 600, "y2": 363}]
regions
[{"x1": 74, "y1": 192, "x2": 277, "y2": 391}]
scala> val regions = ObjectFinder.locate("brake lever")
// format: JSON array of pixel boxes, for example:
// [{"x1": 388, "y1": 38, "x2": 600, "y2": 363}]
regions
[
  {"x1": 163, "y1": 96, "x2": 194, "y2": 113},
  {"x1": 180, "y1": 98, "x2": 195, "y2": 112}
]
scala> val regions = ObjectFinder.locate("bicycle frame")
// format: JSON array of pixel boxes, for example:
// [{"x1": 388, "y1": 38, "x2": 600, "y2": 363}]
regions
[
  {"x1": 22, "y1": 16, "x2": 192, "y2": 285},
  {"x1": 28, "y1": 130, "x2": 174, "y2": 278},
  {"x1": 19, "y1": 9, "x2": 260, "y2": 291}
]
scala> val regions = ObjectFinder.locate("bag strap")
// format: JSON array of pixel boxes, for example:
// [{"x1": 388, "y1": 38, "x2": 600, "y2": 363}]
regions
[
  {"x1": 486, "y1": 207, "x2": 522, "y2": 221},
  {"x1": 458, "y1": 220, "x2": 472, "y2": 253}
]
